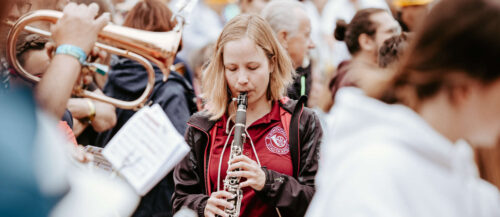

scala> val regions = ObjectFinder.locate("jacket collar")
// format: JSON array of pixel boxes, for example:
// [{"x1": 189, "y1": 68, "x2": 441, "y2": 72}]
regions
[{"x1": 187, "y1": 98, "x2": 299, "y2": 133}]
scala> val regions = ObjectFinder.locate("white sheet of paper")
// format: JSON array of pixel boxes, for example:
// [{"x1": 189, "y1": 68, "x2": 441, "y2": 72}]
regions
[{"x1": 102, "y1": 104, "x2": 190, "y2": 196}]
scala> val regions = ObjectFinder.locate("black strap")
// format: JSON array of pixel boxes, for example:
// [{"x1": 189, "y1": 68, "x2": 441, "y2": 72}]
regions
[{"x1": 289, "y1": 95, "x2": 307, "y2": 178}]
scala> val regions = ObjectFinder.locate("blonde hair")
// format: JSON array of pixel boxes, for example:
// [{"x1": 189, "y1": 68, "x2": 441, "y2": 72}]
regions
[{"x1": 202, "y1": 14, "x2": 294, "y2": 120}]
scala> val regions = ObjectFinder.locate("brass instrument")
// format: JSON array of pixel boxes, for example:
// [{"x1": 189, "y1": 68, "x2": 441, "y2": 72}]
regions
[
  {"x1": 223, "y1": 92, "x2": 248, "y2": 217},
  {"x1": 5, "y1": 10, "x2": 183, "y2": 110}
]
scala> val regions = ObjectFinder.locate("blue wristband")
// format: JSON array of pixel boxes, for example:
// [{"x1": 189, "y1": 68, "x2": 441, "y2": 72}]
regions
[{"x1": 55, "y1": 44, "x2": 87, "y2": 65}]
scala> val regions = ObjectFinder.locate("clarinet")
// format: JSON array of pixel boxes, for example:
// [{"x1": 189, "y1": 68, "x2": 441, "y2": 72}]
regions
[{"x1": 223, "y1": 92, "x2": 248, "y2": 217}]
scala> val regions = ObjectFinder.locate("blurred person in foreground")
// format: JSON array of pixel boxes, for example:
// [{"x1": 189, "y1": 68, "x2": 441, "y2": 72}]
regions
[
  {"x1": 307, "y1": 0, "x2": 500, "y2": 216},
  {"x1": 261, "y1": 0, "x2": 316, "y2": 104},
  {"x1": 1, "y1": 1, "x2": 114, "y2": 216},
  {"x1": 475, "y1": 138, "x2": 500, "y2": 190}
]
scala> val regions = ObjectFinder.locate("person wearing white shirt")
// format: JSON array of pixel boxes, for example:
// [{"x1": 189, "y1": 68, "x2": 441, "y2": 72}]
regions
[{"x1": 307, "y1": 0, "x2": 500, "y2": 216}]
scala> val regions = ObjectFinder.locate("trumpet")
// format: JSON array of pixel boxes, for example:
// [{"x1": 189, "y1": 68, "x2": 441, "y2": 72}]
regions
[{"x1": 5, "y1": 10, "x2": 183, "y2": 110}]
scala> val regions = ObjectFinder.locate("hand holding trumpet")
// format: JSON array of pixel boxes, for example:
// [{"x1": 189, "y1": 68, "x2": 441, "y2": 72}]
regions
[
  {"x1": 37, "y1": 2, "x2": 109, "y2": 118},
  {"x1": 51, "y1": 2, "x2": 109, "y2": 54}
]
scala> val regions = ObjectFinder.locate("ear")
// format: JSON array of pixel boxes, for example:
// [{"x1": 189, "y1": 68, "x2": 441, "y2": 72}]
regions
[
  {"x1": 448, "y1": 82, "x2": 473, "y2": 106},
  {"x1": 276, "y1": 30, "x2": 289, "y2": 49},
  {"x1": 45, "y1": 42, "x2": 56, "y2": 60},
  {"x1": 358, "y1": 33, "x2": 376, "y2": 52},
  {"x1": 269, "y1": 55, "x2": 276, "y2": 74}
]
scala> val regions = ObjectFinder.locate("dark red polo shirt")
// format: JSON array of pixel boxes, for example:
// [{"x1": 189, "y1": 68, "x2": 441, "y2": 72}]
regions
[{"x1": 208, "y1": 101, "x2": 293, "y2": 217}]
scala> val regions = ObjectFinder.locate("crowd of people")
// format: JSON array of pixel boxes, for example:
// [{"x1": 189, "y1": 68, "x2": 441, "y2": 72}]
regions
[{"x1": 1, "y1": 0, "x2": 499, "y2": 216}]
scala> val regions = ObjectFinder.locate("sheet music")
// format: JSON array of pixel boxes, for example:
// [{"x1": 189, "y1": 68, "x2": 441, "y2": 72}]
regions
[
  {"x1": 84, "y1": 146, "x2": 113, "y2": 172},
  {"x1": 102, "y1": 104, "x2": 190, "y2": 196}
]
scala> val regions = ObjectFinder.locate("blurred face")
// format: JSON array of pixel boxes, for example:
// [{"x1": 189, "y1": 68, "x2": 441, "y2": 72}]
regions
[
  {"x1": 285, "y1": 10, "x2": 315, "y2": 69},
  {"x1": 371, "y1": 12, "x2": 401, "y2": 54},
  {"x1": 22, "y1": 48, "x2": 51, "y2": 77},
  {"x1": 19, "y1": 41, "x2": 57, "y2": 78},
  {"x1": 460, "y1": 79, "x2": 500, "y2": 147},
  {"x1": 240, "y1": 0, "x2": 270, "y2": 14},
  {"x1": 8, "y1": 0, "x2": 69, "y2": 20},
  {"x1": 223, "y1": 37, "x2": 273, "y2": 106},
  {"x1": 8, "y1": 1, "x2": 32, "y2": 20}
]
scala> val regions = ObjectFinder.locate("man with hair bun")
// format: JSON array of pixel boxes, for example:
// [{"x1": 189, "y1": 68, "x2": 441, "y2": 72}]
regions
[{"x1": 329, "y1": 8, "x2": 400, "y2": 101}]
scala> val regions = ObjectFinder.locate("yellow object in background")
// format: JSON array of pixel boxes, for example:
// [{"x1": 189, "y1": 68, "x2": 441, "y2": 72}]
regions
[
  {"x1": 393, "y1": 0, "x2": 434, "y2": 7},
  {"x1": 204, "y1": 0, "x2": 236, "y2": 5}
]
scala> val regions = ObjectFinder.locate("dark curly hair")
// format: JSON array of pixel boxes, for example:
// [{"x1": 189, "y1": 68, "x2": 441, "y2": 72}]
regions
[
  {"x1": 15, "y1": 34, "x2": 49, "y2": 67},
  {"x1": 378, "y1": 32, "x2": 411, "y2": 68},
  {"x1": 334, "y1": 8, "x2": 387, "y2": 55}
]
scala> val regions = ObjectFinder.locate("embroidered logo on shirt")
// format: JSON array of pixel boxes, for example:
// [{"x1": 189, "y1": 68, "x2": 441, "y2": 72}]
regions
[{"x1": 265, "y1": 126, "x2": 289, "y2": 155}]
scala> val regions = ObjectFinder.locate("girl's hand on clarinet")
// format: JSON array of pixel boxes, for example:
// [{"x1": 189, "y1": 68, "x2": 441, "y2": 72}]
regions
[
  {"x1": 227, "y1": 155, "x2": 266, "y2": 191},
  {"x1": 204, "y1": 191, "x2": 234, "y2": 217}
]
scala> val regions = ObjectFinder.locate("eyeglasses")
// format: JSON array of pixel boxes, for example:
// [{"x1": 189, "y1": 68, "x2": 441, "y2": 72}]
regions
[{"x1": 15, "y1": 1, "x2": 32, "y2": 15}]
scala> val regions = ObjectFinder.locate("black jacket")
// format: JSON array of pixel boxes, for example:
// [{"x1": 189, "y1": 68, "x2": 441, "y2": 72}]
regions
[
  {"x1": 97, "y1": 57, "x2": 196, "y2": 217},
  {"x1": 287, "y1": 65, "x2": 312, "y2": 104},
  {"x1": 172, "y1": 97, "x2": 322, "y2": 217},
  {"x1": 96, "y1": 57, "x2": 196, "y2": 146}
]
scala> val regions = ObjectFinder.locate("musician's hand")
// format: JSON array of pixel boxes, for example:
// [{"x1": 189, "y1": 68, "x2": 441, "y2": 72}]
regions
[
  {"x1": 204, "y1": 191, "x2": 234, "y2": 217},
  {"x1": 51, "y1": 2, "x2": 109, "y2": 54},
  {"x1": 82, "y1": 47, "x2": 109, "y2": 85},
  {"x1": 89, "y1": 47, "x2": 109, "y2": 64},
  {"x1": 71, "y1": 145, "x2": 94, "y2": 163},
  {"x1": 227, "y1": 155, "x2": 266, "y2": 191}
]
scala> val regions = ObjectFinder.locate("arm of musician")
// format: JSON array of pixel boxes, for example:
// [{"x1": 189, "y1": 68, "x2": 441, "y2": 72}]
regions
[
  {"x1": 36, "y1": 3, "x2": 109, "y2": 119},
  {"x1": 90, "y1": 95, "x2": 117, "y2": 132},
  {"x1": 72, "y1": 118, "x2": 89, "y2": 137},
  {"x1": 254, "y1": 109, "x2": 322, "y2": 217},
  {"x1": 172, "y1": 126, "x2": 210, "y2": 217},
  {"x1": 37, "y1": 54, "x2": 81, "y2": 119},
  {"x1": 66, "y1": 97, "x2": 116, "y2": 133}
]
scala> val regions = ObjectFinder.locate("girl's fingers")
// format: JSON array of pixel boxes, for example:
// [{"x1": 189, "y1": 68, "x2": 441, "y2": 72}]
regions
[
  {"x1": 227, "y1": 170, "x2": 254, "y2": 179},
  {"x1": 210, "y1": 198, "x2": 234, "y2": 210},
  {"x1": 227, "y1": 161, "x2": 254, "y2": 172},
  {"x1": 212, "y1": 190, "x2": 234, "y2": 199}
]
